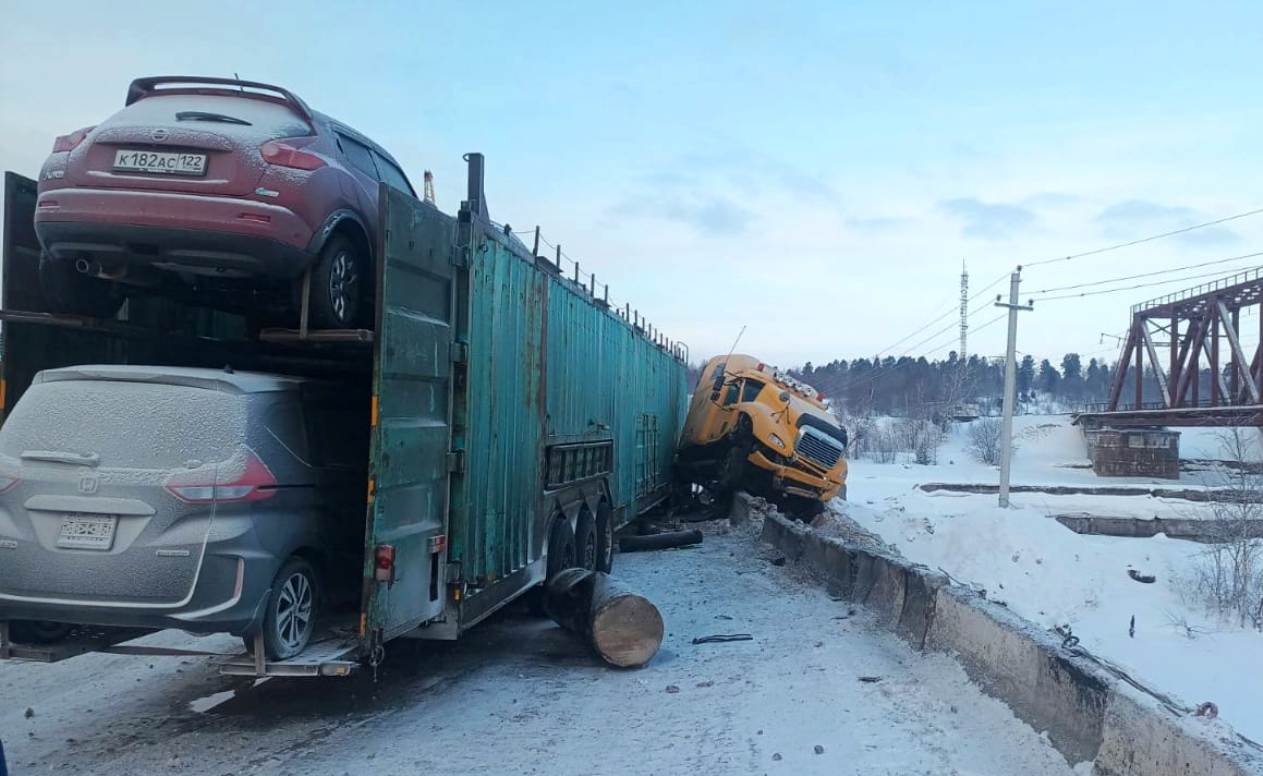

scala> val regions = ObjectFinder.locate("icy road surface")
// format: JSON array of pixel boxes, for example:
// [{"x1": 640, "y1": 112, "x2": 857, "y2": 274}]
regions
[{"x1": 0, "y1": 528, "x2": 1079, "y2": 775}]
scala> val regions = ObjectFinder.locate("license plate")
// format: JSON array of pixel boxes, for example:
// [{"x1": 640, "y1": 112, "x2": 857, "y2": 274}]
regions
[
  {"x1": 113, "y1": 149, "x2": 207, "y2": 176},
  {"x1": 56, "y1": 515, "x2": 117, "y2": 551}
]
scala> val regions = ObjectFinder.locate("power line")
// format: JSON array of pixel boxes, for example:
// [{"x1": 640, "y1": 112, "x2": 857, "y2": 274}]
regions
[
  {"x1": 1030, "y1": 264, "x2": 1263, "y2": 303},
  {"x1": 873, "y1": 270, "x2": 1010, "y2": 358},
  {"x1": 1025, "y1": 206, "x2": 1263, "y2": 269},
  {"x1": 1028, "y1": 250, "x2": 1263, "y2": 294},
  {"x1": 898, "y1": 295, "x2": 1006, "y2": 357}
]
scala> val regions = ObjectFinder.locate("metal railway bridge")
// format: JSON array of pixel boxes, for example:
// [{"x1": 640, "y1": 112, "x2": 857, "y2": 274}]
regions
[{"x1": 1076, "y1": 267, "x2": 1263, "y2": 428}]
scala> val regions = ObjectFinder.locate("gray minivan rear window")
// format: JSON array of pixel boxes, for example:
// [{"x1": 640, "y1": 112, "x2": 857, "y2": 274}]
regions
[{"x1": 0, "y1": 380, "x2": 248, "y2": 469}]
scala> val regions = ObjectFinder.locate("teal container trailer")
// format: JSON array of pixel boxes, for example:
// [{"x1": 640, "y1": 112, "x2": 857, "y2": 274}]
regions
[
  {"x1": 0, "y1": 157, "x2": 687, "y2": 673},
  {"x1": 368, "y1": 156, "x2": 688, "y2": 645}
]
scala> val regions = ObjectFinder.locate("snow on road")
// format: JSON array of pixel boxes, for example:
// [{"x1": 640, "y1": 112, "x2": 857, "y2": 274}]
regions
[
  {"x1": 0, "y1": 528, "x2": 1078, "y2": 775},
  {"x1": 838, "y1": 414, "x2": 1263, "y2": 744}
]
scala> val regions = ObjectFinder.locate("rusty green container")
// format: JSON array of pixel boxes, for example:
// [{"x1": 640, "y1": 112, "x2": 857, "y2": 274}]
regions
[{"x1": 368, "y1": 172, "x2": 687, "y2": 640}]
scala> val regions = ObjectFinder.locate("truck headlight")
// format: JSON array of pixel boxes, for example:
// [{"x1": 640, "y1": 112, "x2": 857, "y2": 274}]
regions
[{"x1": 768, "y1": 434, "x2": 786, "y2": 449}]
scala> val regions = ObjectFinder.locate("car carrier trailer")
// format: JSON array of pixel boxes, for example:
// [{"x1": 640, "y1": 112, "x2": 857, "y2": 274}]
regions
[{"x1": 0, "y1": 155, "x2": 688, "y2": 676}]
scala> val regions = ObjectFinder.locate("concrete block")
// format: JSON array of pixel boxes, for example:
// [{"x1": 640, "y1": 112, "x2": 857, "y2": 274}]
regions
[
  {"x1": 1095, "y1": 690, "x2": 1263, "y2": 776},
  {"x1": 896, "y1": 565, "x2": 948, "y2": 649},
  {"x1": 729, "y1": 491, "x2": 755, "y2": 526},
  {"x1": 865, "y1": 554, "x2": 907, "y2": 628},
  {"x1": 926, "y1": 587, "x2": 1109, "y2": 764}
]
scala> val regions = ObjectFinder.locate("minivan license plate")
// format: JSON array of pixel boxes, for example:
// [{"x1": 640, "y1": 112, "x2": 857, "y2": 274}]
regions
[
  {"x1": 56, "y1": 515, "x2": 117, "y2": 551},
  {"x1": 113, "y1": 149, "x2": 207, "y2": 176}
]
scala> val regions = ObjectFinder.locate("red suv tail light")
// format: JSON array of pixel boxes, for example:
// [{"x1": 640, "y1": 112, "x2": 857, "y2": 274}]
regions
[
  {"x1": 165, "y1": 448, "x2": 277, "y2": 503},
  {"x1": 261, "y1": 138, "x2": 326, "y2": 171},
  {"x1": 52, "y1": 126, "x2": 94, "y2": 153}
]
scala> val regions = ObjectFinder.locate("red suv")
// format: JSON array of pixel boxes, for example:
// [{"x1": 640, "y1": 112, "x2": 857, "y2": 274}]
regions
[{"x1": 34, "y1": 76, "x2": 417, "y2": 328}]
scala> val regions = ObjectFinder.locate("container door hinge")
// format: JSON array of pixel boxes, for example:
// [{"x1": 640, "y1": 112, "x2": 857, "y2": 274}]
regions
[
  {"x1": 447, "y1": 449, "x2": 465, "y2": 475},
  {"x1": 450, "y1": 340, "x2": 469, "y2": 364}
]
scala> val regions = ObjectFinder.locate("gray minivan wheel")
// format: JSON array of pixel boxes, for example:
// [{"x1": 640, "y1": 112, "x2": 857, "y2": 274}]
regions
[{"x1": 260, "y1": 557, "x2": 320, "y2": 660}]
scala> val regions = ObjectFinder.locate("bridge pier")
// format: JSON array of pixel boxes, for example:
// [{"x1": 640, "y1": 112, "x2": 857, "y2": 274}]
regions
[{"x1": 1084, "y1": 427, "x2": 1181, "y2": 479}]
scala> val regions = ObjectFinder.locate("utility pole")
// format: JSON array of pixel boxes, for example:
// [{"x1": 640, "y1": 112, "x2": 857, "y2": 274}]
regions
[{"x1": 995, "y1": 266, "x2": 1034, "y2": 507}]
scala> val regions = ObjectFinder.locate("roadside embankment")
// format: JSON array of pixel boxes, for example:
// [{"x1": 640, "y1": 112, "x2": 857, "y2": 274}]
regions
[{"x1": 748, "y1": 493, "x2": 1263, "y2": 775}]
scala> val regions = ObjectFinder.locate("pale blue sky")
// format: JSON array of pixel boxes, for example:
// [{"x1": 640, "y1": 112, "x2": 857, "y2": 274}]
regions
[{"x1": 2, "y1": 1, "x2": 1261, "y2": 366}]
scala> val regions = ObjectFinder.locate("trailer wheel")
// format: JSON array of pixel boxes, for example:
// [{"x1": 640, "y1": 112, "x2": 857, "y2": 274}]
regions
[
  {"x1": 257, "y1": 557, "x2": 321, "y2": 661},
  {"x1": 594, "y1": 502, "x2": 615, "y2": 574},
  {"x1": 574, "y1": 510, "x2": 597, "y2": 571},
  {"x1": 545, "y1": 516, "x2": 576, "y2": 582}
]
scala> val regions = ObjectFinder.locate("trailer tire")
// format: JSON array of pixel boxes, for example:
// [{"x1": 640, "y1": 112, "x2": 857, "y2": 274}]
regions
[
  {"x1": 574, "y1": 510, "x2": 597, "y2": 572},
  {"x1": 594, "y1": 502, "x2": 615, "y2": 574},
  {"x1": 257, "y1": 557, "x2": 321, "y2": 661},
  {"x1": 545, "y1": 517, "x2": 577, "y2": 582}
]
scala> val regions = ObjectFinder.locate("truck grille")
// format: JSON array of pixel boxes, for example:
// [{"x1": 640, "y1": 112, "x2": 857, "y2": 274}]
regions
[{"x1": 796, "y1": 427, "x2": 844, "y2": 470}]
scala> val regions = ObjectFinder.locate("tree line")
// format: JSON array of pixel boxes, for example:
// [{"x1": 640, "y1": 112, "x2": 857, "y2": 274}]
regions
[
  {"x1": 684, "y1": 351, "x2": 1232, "y2": 416},
  {"x1": 787, "y1": 353, "x2": 1113, "y2": 416}
]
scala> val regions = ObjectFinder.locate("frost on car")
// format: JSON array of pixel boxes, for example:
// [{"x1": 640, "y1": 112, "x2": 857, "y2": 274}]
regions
[
  {"x1": 34, "y1": 76, "x2": 417, "y2": 329},
  {"x1": 0, "y1": 365, "x2": 366, "y2": 660}
]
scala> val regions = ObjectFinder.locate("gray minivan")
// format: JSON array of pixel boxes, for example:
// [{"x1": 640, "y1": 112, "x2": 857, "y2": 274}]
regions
[{"x1": 0, "y1": 365, "x2": 367, "y2": 659}]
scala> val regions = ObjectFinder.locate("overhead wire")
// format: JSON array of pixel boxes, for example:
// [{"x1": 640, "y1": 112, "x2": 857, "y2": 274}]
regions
[
  {"x1": 872, "y1": 269, "x2": 1009, "y2": 358},
  {"x1": 1028, "y1": 250, "x2": 1263, "y2": 295},
  {"x1": 1030, "y1": 264, "x2": 1263, "y2": 303},
  {"x1": 1024, "y1": 206, "x2": 1263, "y2": 269}
]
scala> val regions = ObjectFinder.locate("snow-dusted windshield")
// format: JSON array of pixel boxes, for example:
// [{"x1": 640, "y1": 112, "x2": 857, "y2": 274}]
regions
[
  {"x1": 108, "y1": 94, "x2": 311, "y2": 140},
  {"x1": 0, "y1": 379, "x2": 247, "y2": 469}
]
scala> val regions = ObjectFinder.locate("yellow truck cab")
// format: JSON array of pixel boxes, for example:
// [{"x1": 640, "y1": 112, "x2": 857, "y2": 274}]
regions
[{"x1": 678, "y1": 353, "x2": 847, "y2": 516}]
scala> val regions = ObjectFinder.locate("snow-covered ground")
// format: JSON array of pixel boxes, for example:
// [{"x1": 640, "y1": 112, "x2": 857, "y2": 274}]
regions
[
  {"x1": 834, "y1": 414, "x2": 1263, "y2": 743},
  {"x1": 0, "y1": 529, "x2": 1080, "y2": 775}
]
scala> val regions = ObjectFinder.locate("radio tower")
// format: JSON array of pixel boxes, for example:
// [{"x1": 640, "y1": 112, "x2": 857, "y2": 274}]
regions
[
  {"x1": 423, "y1": 170, "x2": 436, "y2": 205},
  {"x1": 959, "y1": 260, "x2": 969, "y2": 361}
]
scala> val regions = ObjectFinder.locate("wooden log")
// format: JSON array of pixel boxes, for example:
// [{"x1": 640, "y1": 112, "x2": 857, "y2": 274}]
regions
[
  {"x1": 618, "y1": 529, "x2": 703, "y2": 553},
  {"x1": 544, "y1": 569, "x2": 664, "y2": 668}
]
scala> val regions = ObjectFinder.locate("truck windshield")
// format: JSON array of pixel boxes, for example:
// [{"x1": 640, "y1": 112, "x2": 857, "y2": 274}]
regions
[{"x1": 0, "y1": 379, "x2": 247, "y2": 469}]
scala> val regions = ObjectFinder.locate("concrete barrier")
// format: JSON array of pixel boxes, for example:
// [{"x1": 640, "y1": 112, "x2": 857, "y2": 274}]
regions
[{"x1": 750, "y1": 494, "x2": 1262, "y2": 775}]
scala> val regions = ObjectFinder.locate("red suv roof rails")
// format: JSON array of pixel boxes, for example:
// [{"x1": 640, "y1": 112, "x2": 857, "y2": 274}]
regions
[{"x1": 125, "y1": 76, "x2": 315, "y2": 126}]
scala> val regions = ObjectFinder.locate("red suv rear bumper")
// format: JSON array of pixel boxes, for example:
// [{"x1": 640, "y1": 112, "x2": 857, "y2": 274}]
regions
[{"x1": 35, "y1": 188, "x2": 315, "y2": 279}]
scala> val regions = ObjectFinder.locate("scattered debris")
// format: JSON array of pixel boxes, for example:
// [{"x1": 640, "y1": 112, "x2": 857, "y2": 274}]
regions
[
  {"x1": 619, "y1": 529, "x2": 704, "y2": 553},
  {"x1": 1127, "y1": 569, "x2": 1156, "y2": 584},
  {"x1": 813, "y1": 744, "x2": 825, "y2": 754},
  {"x1": 858, "y1": 676, "x2": 883, "y2": 683},
  {"x1": 1194, "y1": 701, "x2": 1219, "y2": 719},
  {"x1": 692, "y1": 633, "x2": 753, "y2": 645},
  {"x1": 715, "y1": 614, "x2": 733, "y2": 620},
  {"x1": 770, "y1": 556, "x2": 787, "y2": 566},
  {"x1": 772, "y1": 753, "x2": 782, "y2": 761},
  {"x1": 24, "y1": 707, "x2": 34, "y2": 719},
  {"x1": 665, "y1": 685, "x2": 680, "y2": 694},
  {"x1": 1129, "y1": 615, "x2": 1135, "y2": 638}
]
